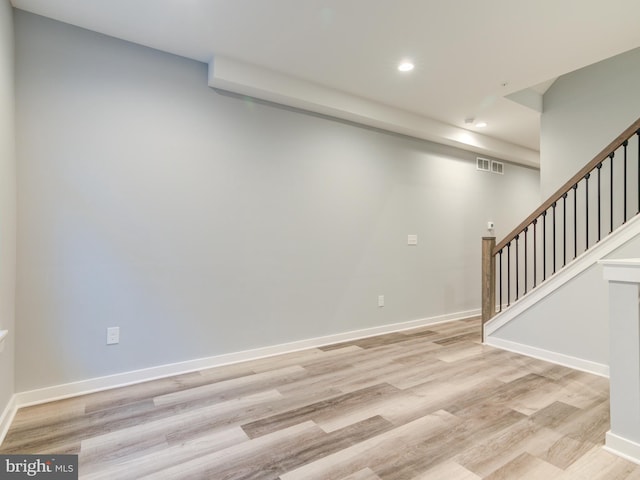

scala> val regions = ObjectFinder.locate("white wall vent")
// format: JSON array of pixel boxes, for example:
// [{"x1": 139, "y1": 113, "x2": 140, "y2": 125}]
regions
[
  {"x1": 476, "y1": 157, "x2": 490, "y2": 172},
  {"x1": 491, "y1": 160, "x2": 504, "y2": 175}
]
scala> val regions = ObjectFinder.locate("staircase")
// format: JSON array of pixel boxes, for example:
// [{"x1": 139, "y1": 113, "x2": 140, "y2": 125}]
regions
[{"x1": 481, "y1": 117, "x2": 640, "y2": 374}]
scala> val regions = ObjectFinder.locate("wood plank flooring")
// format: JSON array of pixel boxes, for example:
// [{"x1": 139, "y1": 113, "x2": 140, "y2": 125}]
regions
[{"x1": 1, "y1": 317, "x2": 636, "y2": 479}]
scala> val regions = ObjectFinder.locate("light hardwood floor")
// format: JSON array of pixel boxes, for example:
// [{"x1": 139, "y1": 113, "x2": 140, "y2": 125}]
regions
[{"x1": 1, "y1": 317, "x2": 637, "y2": 479}]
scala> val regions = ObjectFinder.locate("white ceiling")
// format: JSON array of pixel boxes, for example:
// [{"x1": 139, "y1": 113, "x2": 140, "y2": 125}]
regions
[{"x1": 11, "y1": 0, "x2": 640, "y2": 166}]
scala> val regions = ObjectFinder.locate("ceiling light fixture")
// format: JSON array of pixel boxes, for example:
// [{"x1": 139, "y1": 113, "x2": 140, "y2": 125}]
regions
[
  {"x1": 475, "y1": 121, "x2": 488, "y2": 128},
  {"x1": 398, "y1": 61, "x2": 414, "y2": 72}
]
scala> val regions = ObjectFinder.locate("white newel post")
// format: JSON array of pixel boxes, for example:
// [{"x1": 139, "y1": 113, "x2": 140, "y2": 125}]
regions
[{"x1": 601, "y1": 259, "x2": 640, "y2": 463}]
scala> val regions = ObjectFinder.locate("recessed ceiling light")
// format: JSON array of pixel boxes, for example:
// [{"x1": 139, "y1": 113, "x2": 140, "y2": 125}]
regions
[
  {"x1": 398, "y1": 61, "x2": 414, "y2": 72},
  {"x1": 475, "y1": 121, "x2": 488, "y2": 128}
]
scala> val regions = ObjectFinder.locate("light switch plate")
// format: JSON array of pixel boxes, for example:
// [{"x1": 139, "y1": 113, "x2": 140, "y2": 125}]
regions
[
  {"x1": 408, "y1": 234, "x2": 418, "y2": 245},
  {"x1": 107, "y1": 326, "x2": 120, "y2": 345}
]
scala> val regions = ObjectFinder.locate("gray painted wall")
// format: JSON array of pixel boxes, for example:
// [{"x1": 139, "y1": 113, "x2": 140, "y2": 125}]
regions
[
  {"x1": 14, "y1": 11, "x2": 540, "y2": 391},
  {"x1": 541, "y1": 47, "x2": 640, "y2": 199},
  {"x1": 0, "y1": 1, "x2": 16, "y2": 411}
]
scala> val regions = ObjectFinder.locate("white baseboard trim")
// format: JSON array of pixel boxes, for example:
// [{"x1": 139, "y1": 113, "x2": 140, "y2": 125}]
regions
[
  {"x1": 9, "y1": 308, "x2": 479, "y2": 414},
  {"x1": 605, "y1": 431, "x2": 640, "y2": 465},
  {"x1": 0, "y1": 395, "x2": 17, "y2": 445},
  {"x1": 484, "y1": 335, "x2": 609, "y2": 377}
]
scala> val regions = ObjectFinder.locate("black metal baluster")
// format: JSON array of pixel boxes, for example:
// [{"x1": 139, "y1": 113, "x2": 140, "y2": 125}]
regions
[
  {"x1": 515, "y1": 235, "x2": 519, "y2": 301},
  {"x1": 637, "y1": 130, "x2": 640, "y2": 214},
  {"x1": 533, "y1": 219, "x2": 537, "y2": 288},
  {"x1": 624, "y1": 140, "x2": 628, "y2": 223},
  {"x1": 585, "y1": 173, "x2": 590, "y2": 250},
  {"x1": 499, "y1": 250, "x2": 503, "y2": 312},
  {"x1": 562, "y1": 193, "x2": 567, "y2": 267},
  {"x1": 542, "y1": 211, "x2": 547, "y2": 280},
  {"x1": 610, "y1": 152, "x2": 615, "y2": 233},
  {"x1": 507, "y1": 242, "x2": 511, "y2": 307},
  {"x1": 524, "y1": 227, "x2": 528, "y2": 294},
  {"x1": 552, "y1": 202, "x2": 557, "y2": 274},
  {"x1": 573, "y1": 184, "x2": 578, "y2": 259},
  {"x1": 597, "y1": 163, "x2": 602, "y2": 241}
]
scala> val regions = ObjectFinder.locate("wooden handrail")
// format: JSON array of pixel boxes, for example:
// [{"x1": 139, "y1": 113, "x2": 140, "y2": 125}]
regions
[{"x1": 493, "y1": 116, "x2": 640, "y2": 255}]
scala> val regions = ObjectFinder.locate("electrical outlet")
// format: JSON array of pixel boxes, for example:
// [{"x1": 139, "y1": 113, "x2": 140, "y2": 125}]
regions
[
  {"x1": 407, "y1": 234, "x2": 418, "y2": 245},
  {"x1": 106, "y1": 326, "x2": 120, "y2": 345},
  {"x1": 378, "y1": 295, "x2": 385, "y2": 307}
]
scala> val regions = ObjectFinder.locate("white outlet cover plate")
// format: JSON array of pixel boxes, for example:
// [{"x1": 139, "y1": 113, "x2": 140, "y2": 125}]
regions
[{"x1": 408, "y1": 235, "x2": 418, "y2": 245}]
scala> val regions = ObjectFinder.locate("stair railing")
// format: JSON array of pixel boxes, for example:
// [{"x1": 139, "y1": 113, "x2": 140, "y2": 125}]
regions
[{"x1": 482, "y1": 117, "x2": 640, "y2": 327}]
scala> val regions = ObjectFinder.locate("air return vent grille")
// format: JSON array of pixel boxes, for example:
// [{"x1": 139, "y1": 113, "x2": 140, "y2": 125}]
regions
[
  {"x1": 476, "y1": 157, "x2": 490, "y2": 172},
  {"x1": 491, "y1": 160, "x2": 504, "y2": 175}
]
